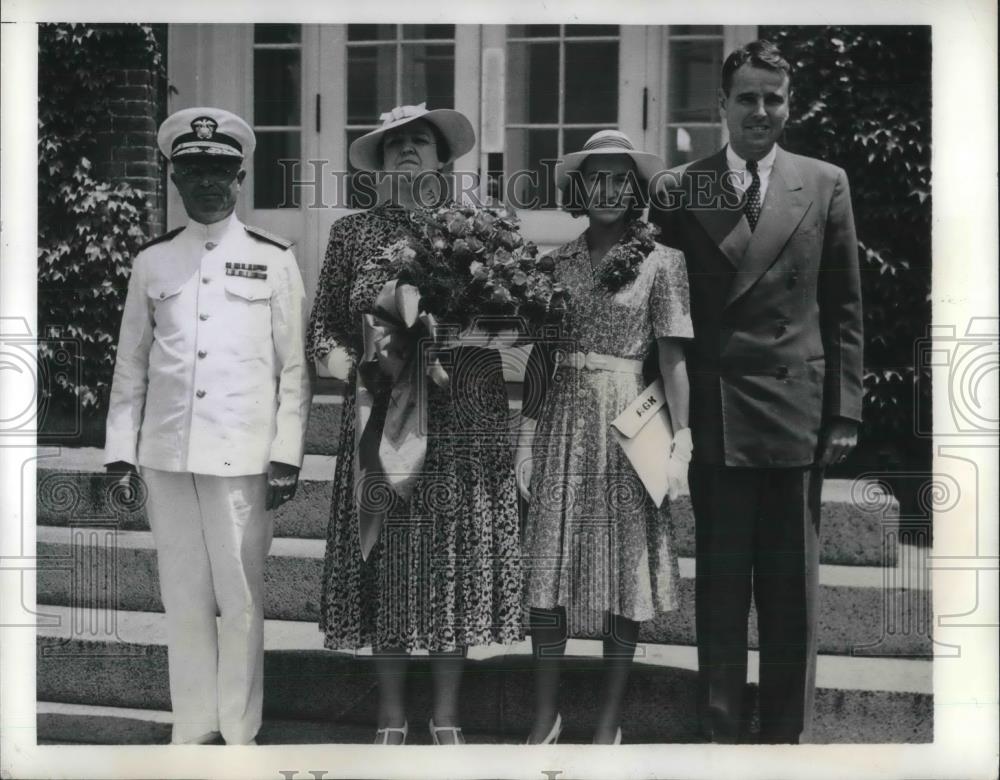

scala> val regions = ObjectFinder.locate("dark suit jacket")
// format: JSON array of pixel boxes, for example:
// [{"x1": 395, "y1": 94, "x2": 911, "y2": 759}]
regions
[{"x1": 649, "y1": 145, "x2": 863, "y2": 467}]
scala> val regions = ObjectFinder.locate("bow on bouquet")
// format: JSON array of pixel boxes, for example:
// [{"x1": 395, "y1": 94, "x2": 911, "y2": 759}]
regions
[{"x1": 354, "y1": 205, "x2": 567, "y2": 559}]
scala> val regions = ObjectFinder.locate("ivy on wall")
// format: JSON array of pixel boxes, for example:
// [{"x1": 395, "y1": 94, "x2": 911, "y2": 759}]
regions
[{"x1": 38, "y1": 24, "x2": 165, "y2": 439}]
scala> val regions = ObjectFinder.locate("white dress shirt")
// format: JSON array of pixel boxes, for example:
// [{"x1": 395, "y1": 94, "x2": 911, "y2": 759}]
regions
[
  {"x1": 725, "y1": 143, "x2": 778, "y2": 206},
  {"x1": 105, "y1": 214, "x2": 311, "y2": 475}
]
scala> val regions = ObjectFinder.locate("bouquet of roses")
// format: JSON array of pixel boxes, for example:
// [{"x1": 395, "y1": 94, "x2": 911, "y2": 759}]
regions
[{"x1": 381, "y1": 204, "x2": 567, "y2": 332}]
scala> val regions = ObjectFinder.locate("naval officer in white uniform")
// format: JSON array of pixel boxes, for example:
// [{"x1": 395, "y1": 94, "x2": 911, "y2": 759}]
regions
[{"x1": 104, "y1": 107, "x2": 311, "y2": 745}]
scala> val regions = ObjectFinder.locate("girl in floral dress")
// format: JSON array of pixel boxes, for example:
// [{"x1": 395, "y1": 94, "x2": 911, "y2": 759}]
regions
[
  {"x1": 307, "y1": 104, "x2": 522, "y2": 745},
  {"x1": 517, "y1": 131, "x2": 693, "y2": 744}
]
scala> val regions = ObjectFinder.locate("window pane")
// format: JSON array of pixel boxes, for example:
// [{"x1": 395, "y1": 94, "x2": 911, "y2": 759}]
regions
[
  {"x1": 667, "y1": 39, "x2": 723, "y2": 123},
  {"x1": 506, "y1": 42, "x2": 558, "y2": 124},
  {"x1": 670, "y1": 25, "x2": 723, "y2": 36},
  {"x1": 402, "y1": 24, "x2": 455, "y2": 40},
  {"x1": 401, "y1": 44, "x2": 455, "y2": 109},
  {"x1": 665, "y1": 125, "x2": 720, "y2": 166},
  {"x1": 347, "y1": 44, "x2": 397, "y2": 124},
  {"x1": 254, "y1": 131, "x2": 301, "y2": 209},
  {"x1": 562, "y1": 126, "x2": 605, "y2": 158},
  {"x1": 254, "y1": 24, "x2": 301, "y2": 44},
  {"x1": 507, "y1": 24, "x2": 559, "y2": 38},
  {"x1": 564, "y1": 42, "x2": 618, "y2": 123},
  {"x1": 254, "y1": 49, "x2": 301, "y2": 126},
  {"x1": 565, "y1": 24, "x2": 618, "y2": 37},
  {"x1": 348, "y1": 24, "x2": 395, "y2": 41},
  {"x1": 505, "y1": 128, "x2": 558, "y2": 209},
  {"x1": 345, "y1": 128, "x2": 380, "y2": 209}
]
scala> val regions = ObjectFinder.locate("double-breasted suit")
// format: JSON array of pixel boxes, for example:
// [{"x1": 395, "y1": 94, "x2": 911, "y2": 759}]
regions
[{"x1": 650, "y1": 144, "x2": 863, "y2": 742}]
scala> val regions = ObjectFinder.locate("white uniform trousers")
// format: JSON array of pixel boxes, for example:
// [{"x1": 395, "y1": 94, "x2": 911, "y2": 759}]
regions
[{"x1": 141, "y1": 467, "x2": 273, "y2": 744}]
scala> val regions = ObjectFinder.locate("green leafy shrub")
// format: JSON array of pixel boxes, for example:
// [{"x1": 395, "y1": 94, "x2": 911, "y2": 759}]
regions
[
  {"x1": 37, "y1": 24, "x2": 165, "y2": 441},
  {"x1": 761, "y1": 26, "x2": 932, "y2": 467}
]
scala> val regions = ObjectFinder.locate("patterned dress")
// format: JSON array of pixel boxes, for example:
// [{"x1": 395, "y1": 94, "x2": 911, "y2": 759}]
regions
[
  {"x1": 307, "y1": 204, "x2": 523, "y2": 652},
  {"x1": 522, "y1": 230, "x2": 693, "y2": 634}
]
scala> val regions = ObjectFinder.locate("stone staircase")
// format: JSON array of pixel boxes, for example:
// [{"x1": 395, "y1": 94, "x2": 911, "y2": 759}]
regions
[{"x1": 34, "y1": 387, "x2": 933, "y2": 745}]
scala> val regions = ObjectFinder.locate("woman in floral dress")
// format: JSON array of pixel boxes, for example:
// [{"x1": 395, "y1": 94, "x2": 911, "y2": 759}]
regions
[
  {"x1": 307, "y1": 104, "x2": 522, "y2": 745},
  {"x1": 517, "y1": 130, "x2": 693, "y2": 744}
]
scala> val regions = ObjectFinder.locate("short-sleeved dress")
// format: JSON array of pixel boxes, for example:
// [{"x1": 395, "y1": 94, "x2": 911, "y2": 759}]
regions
[
  {"x1": 307, "y1": 204, "x2": 523, "y2": 652},
  {"x1": 522, "y1": 230, "x2": 693, "y2": 634}
]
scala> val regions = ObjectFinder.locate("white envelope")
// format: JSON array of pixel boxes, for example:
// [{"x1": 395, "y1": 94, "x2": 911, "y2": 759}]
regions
[{"x1": 610, "y1": 378, "x2": 674, "y2": 508}]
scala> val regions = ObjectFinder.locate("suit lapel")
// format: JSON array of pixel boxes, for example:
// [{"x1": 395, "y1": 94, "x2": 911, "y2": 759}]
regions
[
  {"x1": 724, "y1": 146, "x2": 812, "y2": 308},
  {"x1": 689, "y1": 149, "x2": 749, "y2": 269}
]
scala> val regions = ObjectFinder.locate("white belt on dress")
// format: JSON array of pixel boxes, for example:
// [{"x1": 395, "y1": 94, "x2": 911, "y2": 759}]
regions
[{"x1": 557, "y1": 351, "x2": 644, "y2": 375}]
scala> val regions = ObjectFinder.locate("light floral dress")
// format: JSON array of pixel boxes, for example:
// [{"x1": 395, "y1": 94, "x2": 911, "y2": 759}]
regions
[{"x1": 522, "y1": 230, "x2": 693, "y2": 634}]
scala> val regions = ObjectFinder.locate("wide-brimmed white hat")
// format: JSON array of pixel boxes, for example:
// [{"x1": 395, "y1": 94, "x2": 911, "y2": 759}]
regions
[
  {"x1": 349, "y1": 102, "x2": 475, "y2": 172},
  {"x1": 556, "y1": 130, "x2": 665, "y2": 191}
]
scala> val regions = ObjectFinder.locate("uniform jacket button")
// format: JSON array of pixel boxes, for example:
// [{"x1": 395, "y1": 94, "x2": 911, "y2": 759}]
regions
[
  {"x1": 775, "y1": 366, "x2": 789, "y2": 379},
  {"x1": 196, "y1": 389, "x2": 207, "y2": 398},
  {"x1": 199, "y1": 313, "x2": 209, "y2": 321},
  {"x1": 202, "y1": 277, "x2": 211, "y2": 284},
  {"x1": 159, "y1": 292, "x2": 166, "y2": 299},
  {"x1": 198, "y1": 350, "x2": 207, "y2": 359},
  {"x1": 775, "y1": 324, "x2": 787, "y2": 338},
  {"x1": 205, "y1": 241, "x2": 217, "y2": 250}
]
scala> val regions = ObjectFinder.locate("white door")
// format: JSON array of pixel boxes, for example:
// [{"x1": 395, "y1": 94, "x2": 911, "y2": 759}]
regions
[
  {"x1": 167, "y1": 23, "x2": 756, "y2": 300},
  {"x1": 304, "y1": 24, "x2": 482, "y2": 302},
  {"x1": 478, "y1": 24, "x2": 646, "y2": 253},
  {"x1": 168, "y1": 23, "x2": 481, "y2": 303},
  {"x1": 479, "y1": 24, "x2": 756, "y2": 254}
]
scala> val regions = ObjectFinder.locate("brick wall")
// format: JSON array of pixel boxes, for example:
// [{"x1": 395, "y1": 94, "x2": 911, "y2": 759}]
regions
[{"x1": 91, "y1": 33, "x2": 168, "y2": 238}]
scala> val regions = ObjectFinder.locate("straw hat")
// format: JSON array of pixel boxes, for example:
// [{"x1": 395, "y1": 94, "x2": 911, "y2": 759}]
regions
[
  {"x1": 349, "y1": 102, "x2": 475, "y2": 172},
  {"x1": 555, "y1": 130, "x2": 665, "y2": 191}
]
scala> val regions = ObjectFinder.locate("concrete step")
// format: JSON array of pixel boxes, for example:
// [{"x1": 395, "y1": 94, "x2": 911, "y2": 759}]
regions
[
  {"x1": 35, "y1": 608, "x2": 932, "y2": 744},
  {"x1": 36, "y1": 449, "x2": 901, "y2": 566},
  {"x1": 304, "y1": 393, "x2": 343, "y2": 456},
  {"x1": 36, "y1": 527, "x2": 931, "y2": 655},
  {"x1": 35, "y1": 702, "x2": 382, "y2": 745}
]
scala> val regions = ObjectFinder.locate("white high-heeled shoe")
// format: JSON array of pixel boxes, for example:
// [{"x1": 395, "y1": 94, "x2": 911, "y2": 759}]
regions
[
  {"x1": 526, "y1": 712, "x2": 562, "y2": 745},
  {"x1": 374, "y1": 720, "x2": 408, "y2": 745},
  {"x1": 429, "y1": 718, "x2": 464, "y2": 745}
]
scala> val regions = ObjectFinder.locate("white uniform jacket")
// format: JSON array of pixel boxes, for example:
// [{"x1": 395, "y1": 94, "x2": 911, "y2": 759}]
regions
[{"x1": 104, "y1": 215, "x2": 312, "y2": 476}]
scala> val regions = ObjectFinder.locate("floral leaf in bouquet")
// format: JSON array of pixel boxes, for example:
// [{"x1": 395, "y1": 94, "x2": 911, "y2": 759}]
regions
[{"x1": 383, "y1": 204, "x2": 569, "y2": 331}]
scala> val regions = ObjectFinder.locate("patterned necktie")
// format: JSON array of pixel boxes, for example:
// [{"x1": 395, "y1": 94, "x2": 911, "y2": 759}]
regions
[{"x1": 744, "y1": 159, "x2": 762, "y2": 231}]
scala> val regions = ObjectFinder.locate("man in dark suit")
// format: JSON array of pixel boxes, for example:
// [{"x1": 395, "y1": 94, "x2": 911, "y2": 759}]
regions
[{"x1": 649, "y1": 40, "x2": 863, "y2": 743}]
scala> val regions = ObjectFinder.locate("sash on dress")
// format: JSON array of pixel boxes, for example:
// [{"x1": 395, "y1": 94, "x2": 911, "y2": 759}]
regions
[{"x1": 355, "y1": 280, "x2": 449, "y2": 560}]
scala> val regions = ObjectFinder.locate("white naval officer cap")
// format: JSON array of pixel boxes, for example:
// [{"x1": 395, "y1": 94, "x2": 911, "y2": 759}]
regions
[{"x1": 157, "y1": 107, "x2": 256, "y2": 162}]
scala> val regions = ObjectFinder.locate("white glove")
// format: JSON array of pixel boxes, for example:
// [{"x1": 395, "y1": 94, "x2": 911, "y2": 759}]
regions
[
  {"x1": 515, "y1": 445, "x2": 533, "y2": 501},
  {"x1": 666, "y1": 427, "x2": 693, "y2": 501},
  {"x1": 515, "y1": 417, "x2": 538, "y2": 501},
  {"x1": 316, "y1": 345, "x2": 354, "y2": 381}
]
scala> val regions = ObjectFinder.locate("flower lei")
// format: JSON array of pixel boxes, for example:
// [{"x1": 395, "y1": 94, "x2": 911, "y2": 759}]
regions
[{"x1": 594, "y1": 219, "x2": 661, "y2": 292}]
